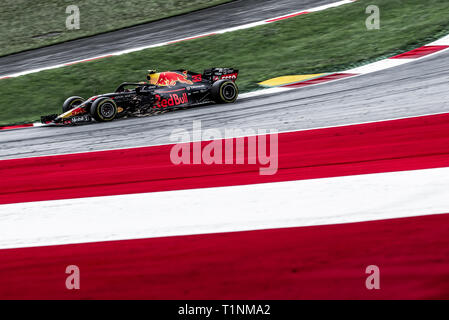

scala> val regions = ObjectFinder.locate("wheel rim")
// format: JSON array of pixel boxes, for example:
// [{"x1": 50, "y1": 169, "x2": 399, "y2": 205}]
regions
[
  {"x1": 222, "y1": 84, "x2": 236, "y2": 100},
  {"x1": 65, "y1": 98, "x2": 84, "y2": 112},
  {"x1": 100, "y1": 102, "x2": 115, "y2": 118},
  {"x1": 71, "y1": 99, "x2": 83, "y2": 107}
]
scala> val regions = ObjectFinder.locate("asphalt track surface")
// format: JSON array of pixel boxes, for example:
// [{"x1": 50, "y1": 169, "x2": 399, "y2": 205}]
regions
[
  {"x1": 0, "y1": 0, "x2": 336, "y2": 76},
  {"x1": 1, "y1": 48, "x2": 449, "y2": 160}
]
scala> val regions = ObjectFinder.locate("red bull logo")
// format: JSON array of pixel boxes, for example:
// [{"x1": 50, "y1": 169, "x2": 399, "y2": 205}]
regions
[
  {"x1": 149, "y1": 71, "x2": 193, "y2": 87},
  {"x1": 154, "y1": 93, "x2": 189, "y2": 108}
]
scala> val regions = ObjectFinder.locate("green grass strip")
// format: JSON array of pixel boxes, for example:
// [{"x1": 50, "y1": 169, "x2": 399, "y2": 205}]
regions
[{"x1": 1, "y1": 0, "x2": 448, "y2": 126}]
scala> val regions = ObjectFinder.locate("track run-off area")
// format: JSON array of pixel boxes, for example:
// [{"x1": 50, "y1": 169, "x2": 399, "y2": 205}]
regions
[{"x1": 0, "y1": 0, "x2": 449, "y2": 299}]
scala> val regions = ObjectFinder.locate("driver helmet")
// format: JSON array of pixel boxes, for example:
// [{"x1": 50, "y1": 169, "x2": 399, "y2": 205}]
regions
[{"x1": 147, "y1": 69, "x2": 157, "y2": 81}]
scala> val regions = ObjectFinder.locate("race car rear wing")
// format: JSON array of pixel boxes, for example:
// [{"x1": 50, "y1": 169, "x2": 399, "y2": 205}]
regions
[{"x1": 203, "y1": 68, "x2": 239, "y2": 82}]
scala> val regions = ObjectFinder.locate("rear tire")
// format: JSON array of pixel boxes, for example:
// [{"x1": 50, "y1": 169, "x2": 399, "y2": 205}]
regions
[
  {"x1": 211, "y1": 80, "x2": 238, "y2": 103},
  {"x1": 62, "y1": 96, "x2": 85, "y2": 113},
  {"x1": 90, "y1": 98, "x2": 118, "y2": 122}
]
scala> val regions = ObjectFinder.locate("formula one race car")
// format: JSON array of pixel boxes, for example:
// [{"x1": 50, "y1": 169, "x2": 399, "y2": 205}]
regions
[{"x1": 41, "y1": 68, "x2": 239, "y2": 125}]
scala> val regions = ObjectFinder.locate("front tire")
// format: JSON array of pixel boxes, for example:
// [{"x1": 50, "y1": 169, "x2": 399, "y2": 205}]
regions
[
  {"x1": 62, "y1": 96, "x2": 85, "y2": 113},
  {"x1": 211, "y1": 80, "x2": 238, "y2": 103},
  {"x1": 90, "y1": 98, "x2": 118, "y2": 122}
]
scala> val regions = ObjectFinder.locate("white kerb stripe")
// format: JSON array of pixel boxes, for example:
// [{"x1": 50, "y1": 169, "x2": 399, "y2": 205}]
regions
[{"x1": 0, "y1": 167, "x2": 448, "y2": 250}]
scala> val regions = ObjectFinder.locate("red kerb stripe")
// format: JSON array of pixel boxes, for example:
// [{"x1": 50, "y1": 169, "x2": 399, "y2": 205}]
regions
[
  {"x1": 0, "y1": 123, "x2": 33, "y2": 131},
  {"x1": 390, "y1": 45, "x2": 449, "y2": 59},
  {"x1": 0, "y1": 213, "x2": 448, "y2": 299}
]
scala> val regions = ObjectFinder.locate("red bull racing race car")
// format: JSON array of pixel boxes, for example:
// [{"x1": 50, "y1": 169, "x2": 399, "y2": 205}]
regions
[{"x1": 41, "y1": 68, "x2": 239, "y2": 125}]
